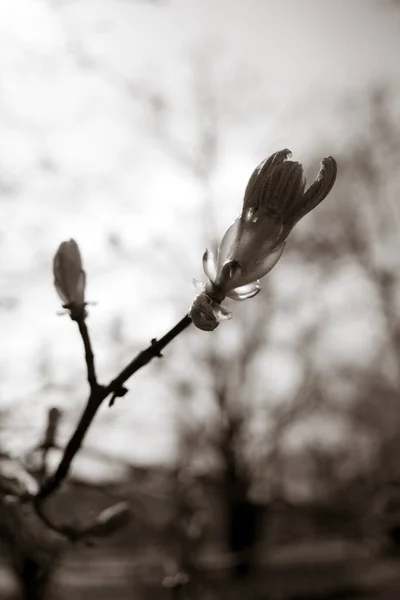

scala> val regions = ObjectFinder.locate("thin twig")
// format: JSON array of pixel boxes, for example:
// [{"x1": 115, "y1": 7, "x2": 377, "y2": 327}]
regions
[
  {"x1": 39, "y1": 447, "x2": 49, "y2": 483},
  {"x1": 37, "y1": 407, "x2": 62, "y2": 484},
  {"x1": 37, "y1": 395, "x2": 101, "y2": 499},
  {"x1": 76, "y1": 317, "x2": 98, "y2": 391},
  {"x1": 104, "y1": 314, "x2": 192, "y2": 398},
  {"x1": 37, "y1": 314, "x2": 192, "y2": 501}
]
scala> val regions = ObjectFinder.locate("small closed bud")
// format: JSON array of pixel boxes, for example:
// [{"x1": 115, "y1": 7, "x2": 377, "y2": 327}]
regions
[
  {"x1": 53, "y1": 239, "x2": 86, "y2": 319},
  {"x1": 87, "y1": 502, "x2": 131, "y2": 537}
]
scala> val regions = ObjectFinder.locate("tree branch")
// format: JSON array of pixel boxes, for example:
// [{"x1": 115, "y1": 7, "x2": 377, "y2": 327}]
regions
[
  {"x1": 104, "y1": 314, "x2": 192, "y2": 399},
  {"x1": 37, "y1": 314, "x2": 192, "y2": 500}
]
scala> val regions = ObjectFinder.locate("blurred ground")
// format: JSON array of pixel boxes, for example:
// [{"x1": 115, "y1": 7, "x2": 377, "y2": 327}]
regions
[{"x1": 3, "y1": 541, "x2": 400, "y2": 599}]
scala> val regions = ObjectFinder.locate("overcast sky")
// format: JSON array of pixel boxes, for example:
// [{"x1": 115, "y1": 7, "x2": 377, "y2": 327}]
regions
[{"x1": 0, "y1": 0, "x2": 399, "y2": 478}]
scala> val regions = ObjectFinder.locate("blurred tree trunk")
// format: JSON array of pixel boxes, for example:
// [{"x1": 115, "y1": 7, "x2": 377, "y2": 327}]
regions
[
  {"x1": 0, "y1": 498, "x2": 64, "y2": 600},
  {"x1": 219, "y1": 410, "x2": 264, "y2": 579},
  {"x1": 18, "y1": 556, "x2": 54, "y2": 600},
  {"x1": 6, "y1": 538, "x2": 57, "y2": 600},
  {"x1": 226, "y1": 496, "x2": 265, "y2": 579}
]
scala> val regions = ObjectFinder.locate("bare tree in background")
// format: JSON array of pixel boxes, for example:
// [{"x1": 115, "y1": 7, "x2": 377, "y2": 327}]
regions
[
  {"x1": 324, "y1": 89, "x2": 400, "y2": 470},
  {"x1": 292, "y1": 88, "x2": 400, "y2": 548},
  {"x1": 135, "y1": 62, "x2": 342, "y2": 593}
]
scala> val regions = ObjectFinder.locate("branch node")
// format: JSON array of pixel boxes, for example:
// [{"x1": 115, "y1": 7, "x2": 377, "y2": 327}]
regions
[
  {"x1": 109, "y1": 386, "x2": 129, "y2": 407},
  {"x1": 151, "y1": 338, "x2": 163, "y2": 358}
]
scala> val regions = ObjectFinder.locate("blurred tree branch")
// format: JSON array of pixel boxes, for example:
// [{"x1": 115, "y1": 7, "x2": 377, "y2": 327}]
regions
[{"x1": 1, "y1": 308, "x2": 192, "y2": 598}]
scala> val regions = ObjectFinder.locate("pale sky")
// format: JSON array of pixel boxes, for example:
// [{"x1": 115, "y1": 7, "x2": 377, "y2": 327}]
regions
[{"x1": 0, "y1": 0, "x2": 399, "y2": 480}]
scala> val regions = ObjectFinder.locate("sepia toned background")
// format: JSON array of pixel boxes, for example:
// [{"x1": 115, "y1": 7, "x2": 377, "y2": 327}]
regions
[{"x1": 1, "y1": 0, "x2": 400, "y2": 598}]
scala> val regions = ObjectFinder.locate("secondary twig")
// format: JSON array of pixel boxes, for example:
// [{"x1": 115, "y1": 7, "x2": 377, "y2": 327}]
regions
[
  {"x1": 37, "y1": 407, "x2": 62, "y2": 484},
  {"x1": 76, "y1": 317, "x2": 98, "y2": 391}
]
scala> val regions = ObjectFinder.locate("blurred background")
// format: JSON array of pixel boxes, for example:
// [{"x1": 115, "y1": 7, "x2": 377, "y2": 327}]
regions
[{"x1": 1, "y1": 0, "x2": 400, "y2": 598}]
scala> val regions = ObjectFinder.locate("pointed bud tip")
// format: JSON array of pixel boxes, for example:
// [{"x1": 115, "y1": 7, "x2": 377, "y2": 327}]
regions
[
  {"x1": 315, "y1": 155, "x2": 338, "y2": 191},
  {"x1": 281, "y1": 148, "x2": 292, "y2": 159},
  {"x1": 321, "y1": 155, "x2": 337, "y2": 165}
]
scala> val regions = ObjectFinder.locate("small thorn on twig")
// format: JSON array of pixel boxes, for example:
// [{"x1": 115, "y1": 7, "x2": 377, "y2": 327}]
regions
[
  {"x1": 109, "y1": 386, "x2": 129, "y2": 407},
  {"x1": 151, "y1": 338, "x2": 163, "y2": 358}
]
